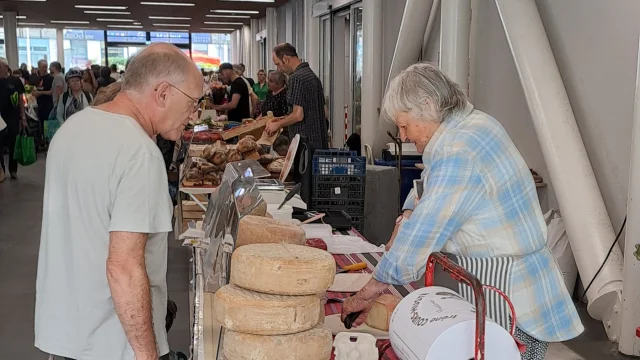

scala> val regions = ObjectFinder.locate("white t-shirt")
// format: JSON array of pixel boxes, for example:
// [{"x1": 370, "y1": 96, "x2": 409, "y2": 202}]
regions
[{"x1": 35, "y1": 107, "x2": 173, "y2": 360}]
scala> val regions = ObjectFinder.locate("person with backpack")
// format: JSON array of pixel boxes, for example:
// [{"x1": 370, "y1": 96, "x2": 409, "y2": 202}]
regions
[{"x1": 56, "y1": 68, "x2": 93, "y2": 123}]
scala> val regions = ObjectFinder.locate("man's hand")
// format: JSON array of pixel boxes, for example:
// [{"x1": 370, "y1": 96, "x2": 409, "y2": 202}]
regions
[
  {"x1": 385, "y1": 210, "x2": 413, "y2": 251},
  {"x1": 265, "y1": 120, "x2": 281, "y2": 136},
  {"x1": 341, "y1": 278, "x2": 389, "y2": 328},
  {"x1": 20, "y1": 117, "x2": 28, "y2": 129}
]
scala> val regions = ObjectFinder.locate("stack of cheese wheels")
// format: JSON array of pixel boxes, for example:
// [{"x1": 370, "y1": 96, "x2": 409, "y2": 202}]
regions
[{"x1": 214, "y1": 243, "x2": 337, "y2": 360}]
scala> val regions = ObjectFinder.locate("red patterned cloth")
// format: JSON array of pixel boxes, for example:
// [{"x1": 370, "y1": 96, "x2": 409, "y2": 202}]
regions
[{"x1": 325, "y1": 234, "x2": 422, "y2": 360}]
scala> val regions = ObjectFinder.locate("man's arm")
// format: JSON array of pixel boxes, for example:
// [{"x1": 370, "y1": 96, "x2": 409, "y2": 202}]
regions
[
  {"x1": 17, "y1": 81, "x2": 26, "y2": 128},
  {"x1": 107, "y1": 231, "x2": 158, "y2": 360},
  {"x1": 275, "y1": 105, "x2": 303, "y2": 127},
  {"x1": 214, "y1": 93, "x2": 240, "y2": 111}
]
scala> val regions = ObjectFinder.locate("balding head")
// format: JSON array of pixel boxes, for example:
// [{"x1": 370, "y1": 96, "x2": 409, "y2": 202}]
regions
[{"x1": 123, "y1": 43, "x2": 199, "y2": 92}]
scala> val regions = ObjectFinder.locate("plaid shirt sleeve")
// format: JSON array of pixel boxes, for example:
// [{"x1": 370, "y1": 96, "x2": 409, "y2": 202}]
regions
[
  {"x1": 374, "y1": 150, "x2": 486, "y2": 285},
  {"x1": 402, "y1": 188, "x2": 417, "y2": 211}
]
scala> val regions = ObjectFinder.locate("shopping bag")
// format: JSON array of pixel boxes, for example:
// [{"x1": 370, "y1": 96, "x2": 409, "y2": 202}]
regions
[
  {"x1": 0, "y1": 114, "x2": 6, "y2": 131},
  {"x1": 13, "y1": 130, "x2": 36, "y2": 166},
  {"x1": 45, "y1": 119, "x2": 61, "y2": 141}
]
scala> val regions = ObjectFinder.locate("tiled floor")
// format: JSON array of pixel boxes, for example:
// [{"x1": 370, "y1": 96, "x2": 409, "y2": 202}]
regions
[{"x1": 0, "y1": 156, "x2": 632, "y2": 359}]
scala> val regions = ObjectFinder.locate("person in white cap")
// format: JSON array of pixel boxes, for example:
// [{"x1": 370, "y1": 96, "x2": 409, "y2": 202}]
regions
[{"x1": 0, "y1": 57, "x2": 26, "y2": 181}]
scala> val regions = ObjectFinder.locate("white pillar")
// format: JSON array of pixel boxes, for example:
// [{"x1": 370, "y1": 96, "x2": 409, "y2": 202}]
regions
[
  {"x1": 304, "y1": 0, "x2": 319, "y2": 74},
  {"x1": 230, "y1": 30, "x2": 238, "y2": 64},
  {"x1": 285, "y1": 2, "x2": 294, "y2": 44},
  {"x1": 495, "y1": 0, "x2": 623, "y2": 341},
  {"x1": 439, "y1": 0, "x2": 470, "y2": 92},
  {"x1": 619, "y1": 35, "x2": 640, "y2": 356},
  {"x1": 3, "y1": 12, "x2": 18, "y2": 69},
  {"x1": 421, "y1": 0, "x2": 440, "y2": 61},
  {"x1": 56, "y1": 29, "x2": 65, "y2": 69},
  {"x1": 373, "y1": 0, "x2": 433, "y2": 155},
  {"x1": 250, "y1": 19, "x2": 261, "y2": 76},
  {"x1": 242, "y1": 24, "x2": 251, "y2": 72},
  {"x1": 266, "y1": 7, "x2": 278, "y2": 71},
  {"x1": 361, "y1": 0, "x2": 383, "y2": 153}
]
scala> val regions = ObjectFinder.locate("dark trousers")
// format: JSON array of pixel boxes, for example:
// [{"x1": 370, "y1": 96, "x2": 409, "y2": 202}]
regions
[{"x1": 0, "y1": 119, "x2": 19, "y2": 174}]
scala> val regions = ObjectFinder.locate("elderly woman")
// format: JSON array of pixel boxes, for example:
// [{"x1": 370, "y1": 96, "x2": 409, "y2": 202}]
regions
[
  {"x1": 56, "y1": 68, "x2": 93, "y2": 122},
  {"x1": 258, "y1": 71, "x2": 288, "y2": 118},
  {"x1": 341, "y1": 63, "x2": 583, "y2": 360}
]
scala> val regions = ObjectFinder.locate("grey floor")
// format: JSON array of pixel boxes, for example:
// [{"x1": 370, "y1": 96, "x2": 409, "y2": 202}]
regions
[
  {"x1": 0, "y1": 156, "x2": 635, "y2": 360},
  {"x1": 0, "y1": 156, "x2": 191, "y2": 359}
]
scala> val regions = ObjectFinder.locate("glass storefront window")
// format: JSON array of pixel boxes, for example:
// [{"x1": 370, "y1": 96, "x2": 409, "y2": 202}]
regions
[
  {"x1": 191, "y1": 33, "x2": 231, "y2": 71},
  {"x1": 352, "y1": 7, "x2": 363, "y2": 135},
  {"x1": 63, "y1": 29, "x2": 106, "y2": 70},
  {"x1": 0, "y1": 28, "x2": 5, "y2": 58},
  {"x1": 17, "y1": 28, "x2": 58, "y2": 70}
]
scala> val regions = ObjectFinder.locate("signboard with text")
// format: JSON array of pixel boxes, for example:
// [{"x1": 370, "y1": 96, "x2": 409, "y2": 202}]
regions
[{"x1": 106, "y1": 30, "x2": 147, "y2": 43}]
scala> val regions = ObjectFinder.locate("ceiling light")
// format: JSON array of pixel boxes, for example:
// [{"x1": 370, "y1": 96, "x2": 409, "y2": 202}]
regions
[
  {"x1": 220, "y1": 0, "x2": 274, "y2": 2},
  {"x1": 133, "y1": 22, "x2": 142, "y2": 25},
  {"x1": 0, "y1": 16, "x2": 27, "y2": 19},
  {"x1": 155, "y1": 29, "x2": 189, "y2": 32},
  {"x1": 18, "y1": 22, "x2": 46, "y2": 26},
  {"x1": 107, "y1": 25, "x2": 143, "y2": 28},
  {"x1": 201, "y1": 28, "x2": 236, "y2": 31},
  {"x1": 153, "y1": 23, "x2": 191, "y2": 27},
  {"x1": 149, "y1": 16, "x2": 192, "y2": 20},
  {"x1": 205, "y1": 15, "x2": 250, "y2": 19},
  {"x1": 140, "y1": 2, "x2": 195, "y2": 6},
  {"x1": 96, "y1": 18, "x2": 136, "y2": 22},
  {"x1": 65, "y1": 26, "x2": 95, "y2": 29},
  {"x1": 211, "y1": 9, "x2": 259, "y2": 14},
  {"x1": 84, "y1": 10, "x2": 132, "y2": 14},
  {"x1": 51, "y1": 20, "x2": 90, "y2": 24},
  {"x1": 75, "y1": 5, "x2": 128, "y2": 9},
  {"x1": 204, "y1": 21, "x2": 243, "y2": 25}
]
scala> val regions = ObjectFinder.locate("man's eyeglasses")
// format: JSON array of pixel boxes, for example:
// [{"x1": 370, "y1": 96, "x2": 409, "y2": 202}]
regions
[{"x1": 166, "y1": 83, "x2": 203, "y2": 113}]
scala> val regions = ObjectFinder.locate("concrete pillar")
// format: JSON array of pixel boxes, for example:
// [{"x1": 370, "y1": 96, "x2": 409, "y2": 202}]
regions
[
  {"x1": 56, "y1": 29, "x2": 65, "y2": 70},
  {"x1": 303, "y1": 0, "x2": 319, "y2": 74},
  {"x1": 242, "y1": 24, "x2": 251, "y2": 73},
  {"x1": 266, "y1": 7, "x2": 278, "y2": 71},
  {"x1": 250, "y1": 19, "x2": 261, "y2": 77},
  {"x1": 495, "y1": 0, "x2": 623, "y2": 342},
  {"x1": 361, "y1": 0, "x2": 383, "y2": 153},
  {"x1": 230, "y1": 30, "x2": 239, "y2": 64},
  {"x1": 3, "y1": 12, "x2": 18, "y2": 69},
  {"x1": 285, "y1": 2, "x2": 293, "y2": 44},
  {"x1": 440, "y1": 0, "x2": 471, "y2": 92}
]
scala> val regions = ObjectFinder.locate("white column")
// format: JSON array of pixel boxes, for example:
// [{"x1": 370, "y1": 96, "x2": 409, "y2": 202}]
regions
[
  {"x1": 304, "y1": 0, "x2": 319, "y2": 74},
  {"x1": 439, "y1": 0, "x2": 470, "y2": 92},
  {"x1": 361, "y1": 0, "x2": 383, "y2": 153},
  {"x1": 495, "y1": 0, "x2": 623, "y2": 341},
  {"x1": 266, "y1": 7, "x2": 278, "y2": 71},
  {"x1": 242, "y1": 24, "x2": 251, "y2": 72},
  {"x1": 619, "y1": 35, "x2": 640, "y2": 356},
  {"x1": 285, "y1": 2, "x2": 294, "y2": 44},
  {"x1": 3, "y1": 12, "x2": 18, "y2": 69},
  {"x1": 421, "y1": 0, "x2": 440, "y2": 61},
  {"x1": 230, "y1": 30, "x2": 238, "y2": 64},
  {"x1": 250, "y1": 19, "x2": 261, "y2": 76},
  {"x1": 373, "y1": 0, "x2": 433, "y2": 155},
  {"x1": 56, "y1": 29, "x2": 65, "y2": 69}
]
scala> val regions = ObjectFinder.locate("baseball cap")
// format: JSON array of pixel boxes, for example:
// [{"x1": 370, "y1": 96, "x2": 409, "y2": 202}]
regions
[{"x1": 219, "y1": 63, "x2": 233, "y2": 71}]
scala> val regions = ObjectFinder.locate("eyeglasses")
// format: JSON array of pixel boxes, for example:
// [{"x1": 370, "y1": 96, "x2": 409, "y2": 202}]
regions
[{"x1": 164, "y1": 83, "x2": 202, "y2": 113}]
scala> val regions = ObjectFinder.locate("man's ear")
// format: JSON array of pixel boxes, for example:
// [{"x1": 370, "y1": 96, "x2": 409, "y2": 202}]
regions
[{"x1": 155, "y1": 82, "x2": 170, "y2": 108}]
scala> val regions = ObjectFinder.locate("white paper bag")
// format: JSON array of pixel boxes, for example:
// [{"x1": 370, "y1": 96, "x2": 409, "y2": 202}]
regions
[{"x1": 0, "y1": 115, "x2": 6, "y2": 131}]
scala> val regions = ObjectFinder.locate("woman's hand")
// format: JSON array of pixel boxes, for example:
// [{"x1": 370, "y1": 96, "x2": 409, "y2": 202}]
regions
[
  {"x1": 341, "y1": 279, "x2": 389, "y2": 328},
  {"x1": 385, "y1": 210, "x2": 413, "y2": 251}
]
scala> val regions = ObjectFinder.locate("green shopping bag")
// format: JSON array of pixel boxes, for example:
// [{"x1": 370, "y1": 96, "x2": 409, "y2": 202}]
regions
[{"x1": 13, "y1": 130, "x2": 36, "y2": 166}]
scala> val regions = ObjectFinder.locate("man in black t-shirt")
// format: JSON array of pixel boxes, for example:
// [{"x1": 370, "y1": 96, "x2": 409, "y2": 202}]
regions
[
  {"x1": 32, "y1": 59, "x2": 54, "y2": 145},
  {"x1": 213, "y1": 63, "x2": 250, "y2": 123},
  {"x1": 0, "y1": 57, "x2": 26, "y2": 181}
]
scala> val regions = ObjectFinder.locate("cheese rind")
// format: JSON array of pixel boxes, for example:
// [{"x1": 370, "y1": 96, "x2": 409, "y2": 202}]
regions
[
  {"x1": 223, "y1": 325, "x2": 333, "y2": 360},
  {"x1": 214, "y1": 284, "x2": 320, "y2": 335},
  {"x1": 230, "y1": 243, "x2": 336, "y2": 295},
  {"x1": 236, "y1": 215, "x2": 305, "y2": 248},
  {"x1": 365, "y1": 294, "x2": 401, "y2": 331}
]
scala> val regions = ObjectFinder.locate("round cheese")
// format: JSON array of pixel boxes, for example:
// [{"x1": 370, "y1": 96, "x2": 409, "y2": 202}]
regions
[
  {"x1": 230, "y1": 243, "x2": 336, "y2": 295},
  {"x1": 214, "y1": 284, "x2": 320, "y2": 335},
  {"x1": 223, "y1": 325, "x2": 333, "y2": 360},
  {"x1": 236, "y1": 215, "x2": 306, "y2": 248}
]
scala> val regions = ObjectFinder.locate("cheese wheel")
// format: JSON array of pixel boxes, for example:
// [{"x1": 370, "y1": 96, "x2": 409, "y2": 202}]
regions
[
  {"x1": 236, "y1": 215, "x2": 305, "y2": 248},
  {"x1": 223, "y1": 325, "x2": 333, "y2": 360},
  {"x1": 365, "y1": 294, "x2": 401, "y2": 331},
  {"x1": 214, "y1": 284, "x2": 320, "y2": 335},
  {"x1": 230, "y1": 243, "x2": 336, "y2": 295}
]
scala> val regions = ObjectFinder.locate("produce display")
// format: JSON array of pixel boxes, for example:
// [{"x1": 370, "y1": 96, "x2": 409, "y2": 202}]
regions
[
  {"x1": 182, "y1": 140, "x2": 229, "y2": 187},
  {"x1": 235, "y1": 215, "x2": 306, "y2": 248},
  {"x1": 182, "y1": 130, "x2": 222, "y2": 143},
  {"x1": 230, "y1": 243, "x2": 336, "y2": 295}
]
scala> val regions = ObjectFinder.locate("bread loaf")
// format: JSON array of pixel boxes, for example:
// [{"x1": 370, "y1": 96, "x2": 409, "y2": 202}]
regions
[
  {"x1": 236, "y1": 215, "x2": 305, "y2": 248},
  {"x1": 230, "y1": 243, "x2": 336, "y2": 295}
]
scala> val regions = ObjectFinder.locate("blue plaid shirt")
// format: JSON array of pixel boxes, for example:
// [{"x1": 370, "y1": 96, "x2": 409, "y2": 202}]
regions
[{"x1": 374, "y1": 103, "x2": 583, "y2": 342}]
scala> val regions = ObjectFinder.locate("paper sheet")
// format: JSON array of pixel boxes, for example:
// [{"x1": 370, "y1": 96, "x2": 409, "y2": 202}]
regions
[
  {"x1": 329, "y1": 273, "x2": 372, "y2": 292},
  {"x1": 324, "y1": 314, "x2": 389, "y2": 339},
  {"x1": 325, "y1": 235, "x2": 385, "y2": 254}
]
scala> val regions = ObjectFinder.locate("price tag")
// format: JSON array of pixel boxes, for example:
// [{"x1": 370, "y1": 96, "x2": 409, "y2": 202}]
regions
[{"x1": 334, "y1": 187, "x2": 341, "y2": 195}]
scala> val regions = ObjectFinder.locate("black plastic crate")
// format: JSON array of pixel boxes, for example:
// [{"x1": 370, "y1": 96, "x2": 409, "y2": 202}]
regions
[
  {"x1": 311, "y1": 199, "x2": 365, "y2": 216},
  {"x1": 313, "y1": 175, "x2": 365, "y2": 200},
  {"x1": 313, "y1": 150, "x2": 366, "y2": 176}
]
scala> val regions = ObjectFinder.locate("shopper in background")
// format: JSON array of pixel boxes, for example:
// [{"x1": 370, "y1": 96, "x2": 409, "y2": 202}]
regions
[
  {"x1": 50, "y1": 61, "x2": 67, "y2": 107},
  {"x1": 32, "y1": 59, "x2": 54, "y2": 146},
  {"x1": 238, "y1": 63, "x2": 255, "y2": 87},
  {"x1": 213, "y1": 62, "x2": 251, "y2": 123},
  {"x1": 82, "y1": 68, "x2": 98, "y2": 95},
  {"x1": 0, "y1": 57, "x2": 26, "y2": 182},
  {"x1": 259, "y1": 71, "x2": 288, "y2": 119},
  {"x1": 93, "y1": 82, "x2": 122, "y2": 106},
  {"x1": 35, "y1": 43, "x2": 203, "y2": 360},
  {"x1": 97, "y1": 66, "x2": 116, "y2": 89},
  {"x1": 91, "y1": 64, "x2": 101, "y2": 80},
  {"x1": 56, "y1": 68, "x2": 93, "y2": 123},
  {"x1": 253, "y1": 69, "x2": 268, "y2": 101},
  {"x1": 267, "y1": 43, "x2": 328, "y2": 149},
  {"x1": 110, "y1": 64, "x2": 121, "y2": 81},
  {"x1": 12, "y1": 69, "x2": 25, "y2": 85}
]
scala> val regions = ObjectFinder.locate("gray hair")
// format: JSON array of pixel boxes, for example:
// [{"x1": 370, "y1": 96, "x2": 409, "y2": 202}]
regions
[
  {"x1": 232, "y1": 64, "x2": 244, "y2": 75},
  {"x1": 382, "y1": 63, "x2": 467, "y2": 123},
  {"x1": 269, "y1": 71, "x2": 287, "y2": 89},
  {"x1": 122, "y1": 44, "x2": 196, "y2": 91}
]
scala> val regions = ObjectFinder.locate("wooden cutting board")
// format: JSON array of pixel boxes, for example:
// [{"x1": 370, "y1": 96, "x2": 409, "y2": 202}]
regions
[
  {"x1": 324, "y1": 314, "x2": 390, "y2": 339},
  {"x1": 329, "y1": 273, "x2": 372, "y2": 292}
]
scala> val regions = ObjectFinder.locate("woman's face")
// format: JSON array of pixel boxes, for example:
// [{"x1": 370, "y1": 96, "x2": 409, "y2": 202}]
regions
[
  {"x1": 268, "y1": 76, "x2": 281, "y2": 92},
  {"x1": 258, "y1": 71, "x2": 266, "y2": 83},
  {"x1": 395, "y1": 112, "x2": 440, "y2": 154},
  {"x1": 69, "y1": 77, "x2": 82, "y2": 92}
]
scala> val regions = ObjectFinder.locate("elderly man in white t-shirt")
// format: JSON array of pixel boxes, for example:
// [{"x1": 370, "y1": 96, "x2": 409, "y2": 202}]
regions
[{"x1": 35, "y1": 43, "x2": 203, "y2": 360}]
